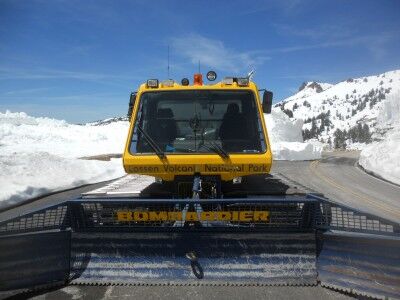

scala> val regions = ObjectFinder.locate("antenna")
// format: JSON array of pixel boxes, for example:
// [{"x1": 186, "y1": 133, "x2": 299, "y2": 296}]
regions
[
  {"x1": 167, "y1": 45, "x2": 170, "y2": 78},
  {"x1": 247, "y1": 69, "x2": 255, "y2": 80}
]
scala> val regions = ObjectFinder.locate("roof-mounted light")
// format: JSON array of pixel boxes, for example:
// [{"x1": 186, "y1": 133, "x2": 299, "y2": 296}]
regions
[
  {"x1": 161, "y1": 79, "x2": 174, "y2": 87},
  {"x1": 222, "y1": 77, "x2": 234, "y2": 85},
  {"x1": 194, "y1": 73, "x2": 203, "y2": 86},
  {"x1": 146, "y1": 79, "x2": 159, "y2": 88},
  {"x1": 181, "y1": 78, "x2": 189, "y2": 86},
  {"x1": 237, "y1": 77, "x2": 249, "y2": 86},
  {"x1": 206, "y1": 70, "x2": 217, "y2": 81}
]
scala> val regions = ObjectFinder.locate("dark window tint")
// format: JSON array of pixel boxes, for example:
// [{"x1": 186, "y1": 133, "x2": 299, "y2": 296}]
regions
[{"x1": 129, "y1": 90, "x2": 266, "y2": 154}]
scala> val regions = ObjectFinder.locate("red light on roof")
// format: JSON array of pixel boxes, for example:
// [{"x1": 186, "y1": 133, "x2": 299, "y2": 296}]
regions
[{"x1": 194, "y1": 73, "x2": 203, "y2": 86}]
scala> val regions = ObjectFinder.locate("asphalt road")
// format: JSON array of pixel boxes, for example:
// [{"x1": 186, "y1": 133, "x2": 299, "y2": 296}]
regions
[
  {"x1": 15, "y1": 285, "x2": 350, "y2": 300},
  {"x1": 3, "y1": 151, "x2": 398, "y2": 225},
  {"x1": 273, "y1": 151, "x2": 400, "y2": 223},
  {"x1": 2, "y1": 151, "x2": 399, "y2": 299}
]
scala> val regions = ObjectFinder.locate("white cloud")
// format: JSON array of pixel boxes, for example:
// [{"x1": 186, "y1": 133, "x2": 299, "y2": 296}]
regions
[
  {"x1": 273, "y1": 24, "x2": 398, "y2": 60},
  {"x1": 274, "y1": 23, "x2": 356, "y2": 40},
  {"x1": 0, "y1": 66, "x2": 142, "y2": 88},
  {"x1": 3, "y1": 87, "x2": 52, "y2": 95},
  {"x1": 170, "y1": 34, "x2": 269, "y2": 74},
  {"x1": 235, "y1": 0, "x2": 304, "y2": 16},
  {"x1": 0, "y1": 67, "x2": 121, "y2": 81}
]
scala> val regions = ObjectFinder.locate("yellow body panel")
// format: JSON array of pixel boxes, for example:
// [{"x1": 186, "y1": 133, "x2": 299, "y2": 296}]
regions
[{"x1": 123, "y1": 80, "x2": 273, "y2": 181}]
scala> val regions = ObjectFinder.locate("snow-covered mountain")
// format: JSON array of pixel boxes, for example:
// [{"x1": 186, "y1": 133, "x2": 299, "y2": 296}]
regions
[
  {"x1": 275, "y1": 70, "x2": 400, "y2": 149},
  {"x1": 285, "y1": 81, "x2": 333, "y2": 101}
]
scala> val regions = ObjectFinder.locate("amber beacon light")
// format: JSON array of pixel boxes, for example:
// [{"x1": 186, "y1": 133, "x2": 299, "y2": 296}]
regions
[{"x1": 193, "y1": 73, "x2": 203, "y2": 86}]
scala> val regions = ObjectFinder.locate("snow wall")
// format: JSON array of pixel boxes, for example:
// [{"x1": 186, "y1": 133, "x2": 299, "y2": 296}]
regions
[
  {"x1": 359, "y1": 93, "x2": 400, "y2": 185},
  {"x1": 0, "y1": 110, "x2": 322, "y2": 207},
  {"x1": 0, "y1": 111, "x2": 128, "y2": 207},
  {"x1": 264, "y1": 109, "x2": 322, "y2": 161}
]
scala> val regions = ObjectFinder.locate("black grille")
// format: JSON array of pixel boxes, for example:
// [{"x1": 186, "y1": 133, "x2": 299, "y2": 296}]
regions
[
  {"x1": 72, "y1": 200, "x2": 308, "y2": 231},
  {"x1": 0, "y1": 196, "x2": 398, "y2": 236},
  {"x1": 316, "y1": 201, "x2": 395, "y2": 233},
  {"x1": 0, "y1": 205, "x2": 69, "y2": 235}
]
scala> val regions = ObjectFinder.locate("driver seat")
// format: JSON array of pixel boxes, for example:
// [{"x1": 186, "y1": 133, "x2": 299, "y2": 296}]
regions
[
  {"x1": 219, "y1": 103, "x2": 248, "y2": 151},
  {"x1": 148, "y1": 108, "x2": 177, "y2": 150}
]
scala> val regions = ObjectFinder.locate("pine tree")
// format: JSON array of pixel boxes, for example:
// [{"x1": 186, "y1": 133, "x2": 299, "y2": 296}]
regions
[
  {"x1": 302, "y1": 129, "x2": 310, "y2": 140},
  {"x1": 363, "y1": 124, "x2": 371, "y2": 143},
  {"x1": 283, "y1": 109, "x2": 293, "y2": 118},
  {"x1": 357, "y1": 123, "x2": 363, "y2": 142},
  {"x1": 334, "y1": 129, "x2": 346, "y2": 149},
  {"x1": 311, "y1": 120, "x2": 317, "y2": 137}
]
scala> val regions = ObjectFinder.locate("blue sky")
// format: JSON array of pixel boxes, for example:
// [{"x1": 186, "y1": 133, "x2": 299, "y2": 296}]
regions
[{"x1": 1, "y1": 0, "x2": 400, "y2": 123}]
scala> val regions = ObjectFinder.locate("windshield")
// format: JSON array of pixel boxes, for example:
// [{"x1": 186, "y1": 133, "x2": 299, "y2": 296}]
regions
[{"x1": 129, "y1": 90, "x2": 266, "y2": 154}]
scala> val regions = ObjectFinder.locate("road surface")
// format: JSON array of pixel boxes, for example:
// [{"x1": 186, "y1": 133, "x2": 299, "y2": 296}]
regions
[
  {"x1": 273, "y1": 151, "x2": 400, "y2": 223},
  {"x1": 1, "y1": 151, "x2": 399, "y2": 299},
  {"x1": 8, "y1": 285, "x2": 350, "y2": 300}
]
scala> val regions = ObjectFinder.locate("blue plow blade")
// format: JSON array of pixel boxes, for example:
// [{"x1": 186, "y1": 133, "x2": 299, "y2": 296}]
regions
[
  {"x1": 69, "y1": 232, "x2": 317, "y2": 286},
  {"x1": 317, "y1": 231, "x2": 400, "y2": 299}
]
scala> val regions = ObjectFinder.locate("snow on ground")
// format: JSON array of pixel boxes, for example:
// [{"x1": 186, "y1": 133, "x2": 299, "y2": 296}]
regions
[
  {"x1": 0, "y1": 108, "x2": 321, "y2": 207},
  {"x1": 359, "y1": 130, "x2": 400, "y2": 185},
  {"x1": 359, "y1": 92, "x2": 400, "y2": 185},
  {"x1": 0, "y1": 111, "x2": 129, "y2": 158},
  {"x1": 0, "y1": 111, "x2": 128, "y2": 207},
  {"x1": 0, "y1": 153, "x2": 125, "y2": 208},
  {"x1": 264, "y1": 109, "x2": 322, "y2": 160}
]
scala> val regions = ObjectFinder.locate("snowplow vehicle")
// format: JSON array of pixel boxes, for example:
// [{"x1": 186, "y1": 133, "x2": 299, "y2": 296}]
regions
[
  {"x1": 123, "y1": 74, "x2": 272, "y2": 184},
  {"x1": 0, "y1": 73, "x2": 399, "y2": 299}
]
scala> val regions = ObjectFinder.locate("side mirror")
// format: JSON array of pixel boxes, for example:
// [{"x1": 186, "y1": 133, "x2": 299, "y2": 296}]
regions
[
  {"x1": 127, "y1": 92, "x2": 137, "y2": 119},
  {"x1": 262, "y1": 90, "x2": 273, "y2": 114}
]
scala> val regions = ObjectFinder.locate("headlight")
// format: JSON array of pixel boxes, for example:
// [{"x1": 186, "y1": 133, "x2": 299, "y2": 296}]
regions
[
  {"x1": 206, "y1": 70, "x2": 217, "y2": 81},
  {"x1": 146, "y1": 79, "x2": 159, "y2": 88},
  {"x1": 236, "y1": 78, "x2": 249, "y2": 86}
]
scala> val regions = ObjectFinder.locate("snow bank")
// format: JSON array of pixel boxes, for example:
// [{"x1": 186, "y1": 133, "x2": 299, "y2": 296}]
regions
[
  {"x1": 0, "y1": 107, "x2": 323, "y2": 207},
  {"x1": 359, "y1": 130, "x2": 400, "y2": 185},
  {"x1": 0, "y1": 153, "x2": 125, "y2": 208},
  {"x1": 0, "y1": 111, "x2": 129, "y2": 158},
  {"x1": 270, "y1": 142, "x2": 321, "y2": 160},
  {"x1": 0, "y1": 110, "x2": 129, "y2": 206},
  {"x1": 264, "y1": 109, "x2": 322, "y2": 160},
  {"x1": 376, "y1": 91, "x2": 400, "y2": 129},
  {"x1": 359, "y1": 93, "x2": 400, "y2": 184}
]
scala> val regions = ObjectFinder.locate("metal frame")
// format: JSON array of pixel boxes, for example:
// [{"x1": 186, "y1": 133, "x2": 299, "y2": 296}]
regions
[
  {"x1": 0, "y1": 194, "x2": 399, "y2": 298},
  {"x1": 1, "y1": 194, "x2": 398, "y2": 236}
]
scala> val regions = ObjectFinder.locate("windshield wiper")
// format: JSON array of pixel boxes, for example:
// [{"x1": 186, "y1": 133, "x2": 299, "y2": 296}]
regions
[
  {"x1": 136, "y1": 125, "x2": 166, "y2": 159},
  {"x1": 202, "y1": 142, "x2": 229, "y2": 159},
  {"x1": 211, "y1": 141, "x2": 229, "y2": 159}
]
